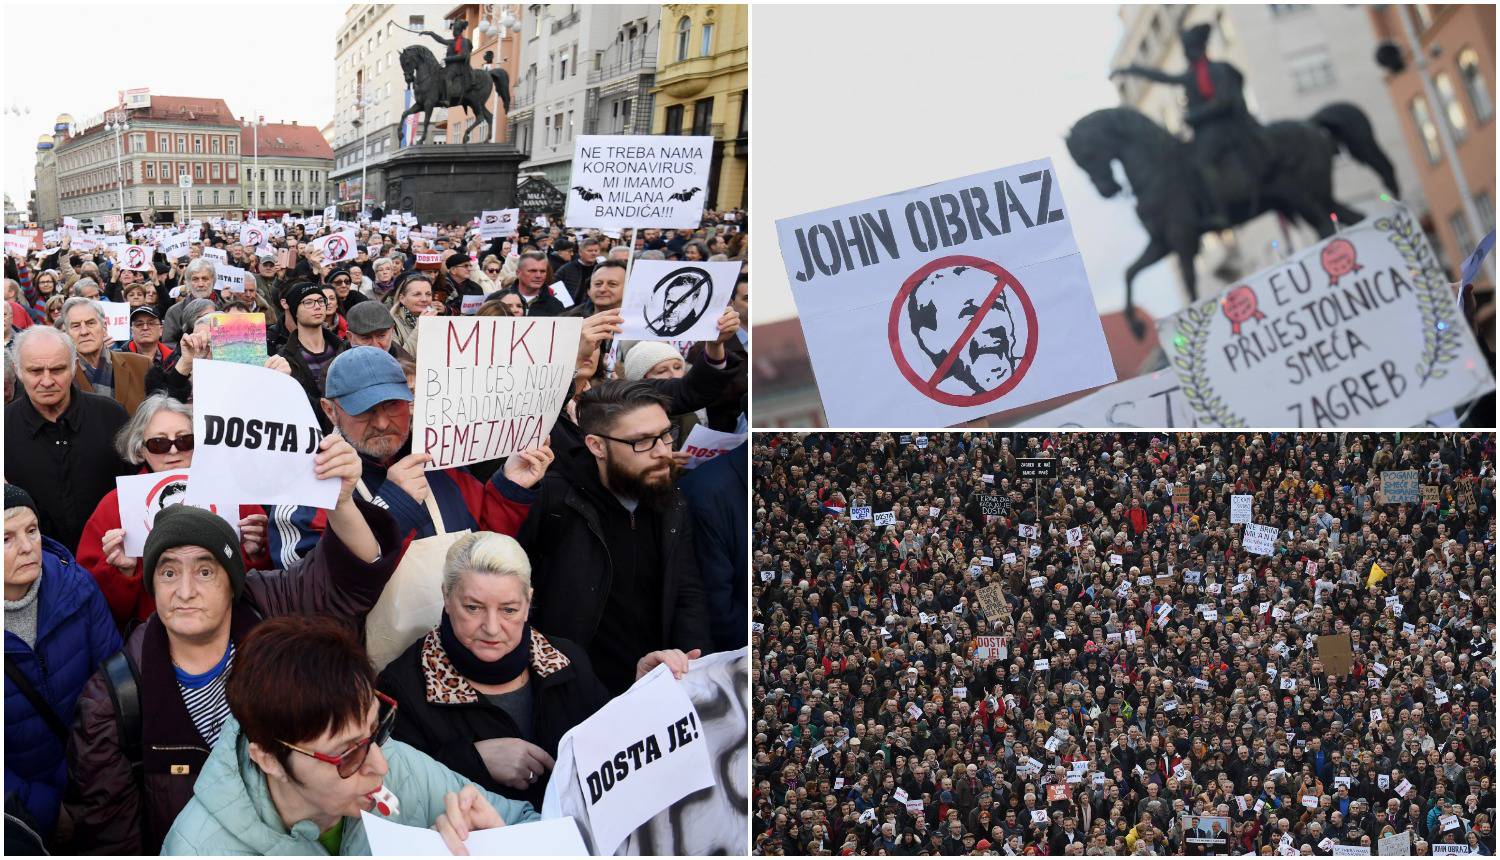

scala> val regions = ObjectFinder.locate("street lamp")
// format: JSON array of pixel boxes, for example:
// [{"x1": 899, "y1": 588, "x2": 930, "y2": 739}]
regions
[
  {"x1": 104, "y1": 109, "x2": 130, "y2": 228},
  {"x1": 354, "y1": 95, "x2": 371, "y2": 216},
  {"x1": 475, "y1": 6, "x2": 520, "y2": 143},
  {"x1": 248, "y1": 114, "x2": 267, "y2": 220}
]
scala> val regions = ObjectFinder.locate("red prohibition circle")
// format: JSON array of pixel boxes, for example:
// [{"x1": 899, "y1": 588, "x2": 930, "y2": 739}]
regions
[
  {"x1": 887, "y1": 254, "x2": 1039, "y2": 407},
  {"x1": 326, "y1": 236, "x2": 348, "y2": 259}
]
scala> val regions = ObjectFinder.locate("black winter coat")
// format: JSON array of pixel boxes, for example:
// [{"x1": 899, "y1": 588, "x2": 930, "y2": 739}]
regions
[{"x1": 378, "y1": 627, "x2": 610, "y2": 810}]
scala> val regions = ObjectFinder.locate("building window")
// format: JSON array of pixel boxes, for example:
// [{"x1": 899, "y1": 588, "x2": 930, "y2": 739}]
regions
[
  {"x1": 664, "y1": 104, "x2": 684, "y2": 136},
  {"x1": 259, "y1": 191, "x2": 266, "y2": 205},
  {"x1": 148, "y1": 191, "x2": 155, "y2": 207},
  {"x1": 145, "y1": 162, "x2": 156, "y2": 179},
  {"x1": 194, "y1": 136, "x2": 203, "y2": 153},
  {"x1": 691, "y1": 98, "x2": 714, "y2": 136},
  {"x1": 227, "y1": 137, "x2": 236, "y2": 155},
  {"x1": 130, "y1": 133, "x2": 146, "y2": 153},
  {"x1": 1450, "y1": 211, "x2": 1475, "y2": 258},
  {"x1": 176, "y1": 134, "x2": 186, "y2": 152},
  {"x1": 211, "y1": 163, "x2": 221, "y2": 179},
  {"x1": 163, "y1": 190, "x2": 171, "y2": 205},
  {"x1": 1410, "y1": 95, "x2": 1442, "y2": 165},
  {"x1": 194, "y1": 163, "x2": 205, "y2": 180},
  {"x1": 228, "y1": 164, "x2": 237, "y2": 181},
  {"x1": 196, "y1": 190, "x2": 204, "y2": 205},
  {"x1": 1457, "y1": 48, "x2": 1493, "y2": 124},
  {"x1": 160, "y1": 161, "x2": 170, "y2": 180},
  {"x1": 676, "y1": 16, "x2": 691, "y2": 62},
  {"x1": 566, "y1": 110, "x2": 574, "y2": 140},
  {"x1": 1289, "y1": 51, "x2": 1336, "y2": 93},
  {"x1": 1476, "y1": 191, "x2": 1496, "y2": 235},
  {"x1": 211, "y1": 137, "x2": 221, "y2": 154},
  {"x1": 213, "y1": 190, "x2": 220, "y2": 204},
  {"x1": 158, "y1": 133, "x2": 170, "y2": 152},
  {"x1": 1434, "y1": 73, "x2": 1470, "y2": 142},
  {"x1": 293, "y1": 190, "x2": 301, "y2": 205},
  {"x1": 700, "y1": 22, "x2": 713, "y2": 57}
]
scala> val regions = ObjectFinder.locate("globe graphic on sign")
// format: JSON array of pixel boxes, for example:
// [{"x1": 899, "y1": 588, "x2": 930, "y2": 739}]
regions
[{"x1": 899, "y1": 263, "x2": 1029, "y2": 398}]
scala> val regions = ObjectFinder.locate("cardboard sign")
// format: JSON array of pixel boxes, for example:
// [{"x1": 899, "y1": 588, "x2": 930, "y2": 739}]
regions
[
  {"x1": 975, "y1": 585, "x2": 1008, "y2": 623},
  {"x1": 679, "y1": 425, "x2": 746, "y2": 469},
  {"x1": 565, "y1": 135, "x2": 714, "y2": 229},
  {"x1": 214, "y1": 262, "x2": 247, "y2": 294},
  {"x1": 120, "y1": 243, "x2": 153, "y2": 272},
  {"x1": 1154, "y1": 203, "x2": 1493, "y2": 427},
  {"x1": 187, "y1": 360, "x2": 339, "y2": 509},
  {"x1": 1378, "y1": 831, "x2": 1411, "y2": 856},
  {"x1": 850, "y1": 506, "x2": 872, "y2": 521},
  {"x1": 565, "y1": 665, "x2": 714, "y2": 855},
  {"x1": 116, "y1": 469, "x2": 239, "y2": 556},
  {"x1": 1173, "y1": 485, "x2": 1190, "y2": 507},
  {"x1": 414, "y1": 316, "x2": 581, "y2": 470},
  {"x1": 1317, "y1": 633, "x2": 1354, "y2": 676},
  {"x1": 1380, "y1": 470, "x2": 1419, "y2": 503},
  {"x1": 1020, "y1": 367, "x2": 1198, "y2": 428},
  {"x1": 618, "y1": 260, "x2": 740, "y2": 342},
  {"x1": 313, "y1": 229, "x2": 358, "y2": 263},
  {"x1": 1243, "y1": 523, "x2": 1278, "y2": 556},
  {"x1": 1421, "y1": 484, "x2": 1439, "y2": 505},
  {"x1": 872, "y1": 511, "x2": 896, "y2": 527},
  {"x1": 100, "y1": 300, "x2": 132, "y2": 342},
  {"x1": 775, "y1": 158, "x2": 1116, "y2": 427},
  {"x1": 479, "y1": 208, "x2": 519, "y2": 240}
]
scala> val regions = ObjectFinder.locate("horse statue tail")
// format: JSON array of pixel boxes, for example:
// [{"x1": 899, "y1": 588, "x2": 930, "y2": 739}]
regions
[
  {"x1": 1313, "y1": 102, "x2": 1400, "y2": 199},
  {"x1": 486, "y1": 59, "x2": 511, "y2": 114}
]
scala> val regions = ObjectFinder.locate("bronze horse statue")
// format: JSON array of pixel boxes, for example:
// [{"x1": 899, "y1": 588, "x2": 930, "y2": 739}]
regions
[
  {"x1": 398, "y1": 46, "x2": 511, "y2": 145},
  {"x1": 1065, "y1": 102, "x2": 1399, "y2": 338}
]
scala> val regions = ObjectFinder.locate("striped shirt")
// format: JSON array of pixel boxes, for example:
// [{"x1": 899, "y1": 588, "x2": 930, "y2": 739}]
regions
[{"x1": 175, "y1": 642, "x2": 236, "y2": 748}]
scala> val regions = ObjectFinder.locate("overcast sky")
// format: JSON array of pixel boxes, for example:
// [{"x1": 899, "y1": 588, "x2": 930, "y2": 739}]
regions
[
  {"x1": 2, "y1": 3, "x2": 344, "y2": 208},
  {"x1": 753, "y1": 5, "x2": 1181, "y2": 322}
]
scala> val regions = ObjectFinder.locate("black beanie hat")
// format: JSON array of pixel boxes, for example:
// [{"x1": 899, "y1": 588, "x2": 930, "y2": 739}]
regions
[
  {"x1": 142, "y1": 505, "x2": 246, "y2": 599},
  {"x1": 4, "y1": 484, "x2": 38, "y2": 517},
  {"x1": 281, "y1": 281, "x2": 326, "y2": 313}
]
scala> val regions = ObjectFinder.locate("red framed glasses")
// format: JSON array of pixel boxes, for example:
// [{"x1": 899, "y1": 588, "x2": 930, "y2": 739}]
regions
[{"x1": 280, "y1": 691, "x2": 398, "y2": 778}]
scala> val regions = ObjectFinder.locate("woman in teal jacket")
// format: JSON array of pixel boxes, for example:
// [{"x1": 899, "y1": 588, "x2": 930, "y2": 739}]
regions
[{"x1": 162, "y1": 615, "x2": 537, "y2": 856}]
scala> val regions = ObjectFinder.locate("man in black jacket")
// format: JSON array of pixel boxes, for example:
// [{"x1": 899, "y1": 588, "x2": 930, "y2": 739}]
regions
[
  {"x1": 554, "y1": 236, "x2": 599, "y2": 304},
  {"x1": 519, "y1": 381, "x2": 713, "y2": 694},
  {"x1": 5, "y1": 327, "x2": 132, "y2": 551},
  {"x1": 269, "y1": 282, "x2": 346, "y2": 433}
]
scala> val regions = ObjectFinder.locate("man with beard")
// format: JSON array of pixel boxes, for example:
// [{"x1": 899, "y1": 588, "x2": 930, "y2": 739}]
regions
[
  {"x1": 263, "y1": 347, "x2": 551, "y2": 568},
  {"x1": 519, "y1": 380, "x2": 712, "y2": 694}
]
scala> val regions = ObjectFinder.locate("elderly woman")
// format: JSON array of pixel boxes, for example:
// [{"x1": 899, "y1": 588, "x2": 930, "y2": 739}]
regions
[
  {"x1": 163, "y1": 258, "x2": 217, "y2": 345},
  {"x1": 474, "y1": 254, "x2": 505, "y2": 294},
  {"x1": 364, "y1": 257, "x2": 399, "y2": 302},
  {"x1": 378, "y1": 532, "x2": 697, "y2": 809},
  {"x1": 387, "y1": 273, "x2": 438, "y2": 356},
  {"x1": 74, "y1": 394, "x2": 269, "y2": 628},
  {"x1": 162, "y1": 615, "x2": 537, "y2": 855},
  {"x1": 5, "y1": 485, "x2": 122, "y2": 841}
]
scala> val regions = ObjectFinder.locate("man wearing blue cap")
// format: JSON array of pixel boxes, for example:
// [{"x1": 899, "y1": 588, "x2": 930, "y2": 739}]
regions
[{"x1": 265, "y1": 347, "x2": 553, "y2": 569}]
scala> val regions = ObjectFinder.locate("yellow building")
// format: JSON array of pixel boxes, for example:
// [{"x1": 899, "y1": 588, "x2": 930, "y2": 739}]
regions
[{"x1": 652, "y1": 4, "x2": 747, "y2": 211}]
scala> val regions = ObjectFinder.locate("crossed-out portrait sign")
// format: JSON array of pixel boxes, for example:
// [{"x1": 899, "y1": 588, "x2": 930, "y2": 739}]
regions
[
  {"x1": 121, "y1": 244, "x2": 153, "y2": 272},
  {"x1": 564, "y1": 134, "x2": 713, "y2": 230},
  {"x1": 619, "y1": 259, "x2": 742, "y2": 342},
  {"x1": 1156, "y1": 202, "x2": 1494, "y2": 427},
  {"x1": 776, "y1": 158, "x2": 1116, "y2": 427}
]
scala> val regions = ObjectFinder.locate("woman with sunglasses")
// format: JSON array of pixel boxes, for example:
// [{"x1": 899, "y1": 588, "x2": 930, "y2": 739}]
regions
[
  {"x1": 474, "y1": 254, "x2": 506, "y2": 295},
  {"x1": 161, "y1": 614, "x2": 536, "y2": 855},
  {"x1": 74, "y1": 394, "x2": 271, "y2": 629}
]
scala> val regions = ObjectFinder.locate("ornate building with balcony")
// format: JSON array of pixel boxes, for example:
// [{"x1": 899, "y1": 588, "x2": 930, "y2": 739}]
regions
[
  {"x1": 509, "y1": 4, "x2": 660, "y2": 194},
  {"x1": 239, "y1": 121, "x2": 335, "y2": 219},
  {"x1": 652, "y1": 4, "x2": 747, "y2": 211}
]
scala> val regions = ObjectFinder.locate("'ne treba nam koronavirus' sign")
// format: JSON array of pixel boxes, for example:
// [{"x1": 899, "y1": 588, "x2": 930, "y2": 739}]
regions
[{"x1": 565, "y1": 135, "x2": 713, "y2": 230}]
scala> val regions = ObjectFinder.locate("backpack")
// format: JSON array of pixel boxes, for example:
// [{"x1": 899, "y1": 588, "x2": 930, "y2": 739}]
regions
[{"x1": 99, "y1": 650, "x2": 143, "y2": 778}]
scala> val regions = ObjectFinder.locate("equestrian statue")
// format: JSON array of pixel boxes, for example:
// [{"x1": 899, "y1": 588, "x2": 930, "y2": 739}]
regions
[{"x1": 397, "y1": 18, "x2": 512, "y2": 145}]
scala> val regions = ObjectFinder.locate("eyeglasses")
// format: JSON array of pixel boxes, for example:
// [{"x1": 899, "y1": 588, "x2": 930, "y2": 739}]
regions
[
  {"x1": 593, "y1": 425, "x2": 679, "y2": 453},
  {"x1": 299, "y1": 297, "x2": 327, "y2": 308},
  {"x1": 281, "y1": 691, "x2": 398, "y2": 779},
  {"x1": 332, "y1": 278, "x2": 351, "y2": 285},
  {"x1": 142, "y1": 434, "x2": 195, "y2": 455},
  {"x1": 485, "y1": 268, "x2": 500, "y2": 275}
]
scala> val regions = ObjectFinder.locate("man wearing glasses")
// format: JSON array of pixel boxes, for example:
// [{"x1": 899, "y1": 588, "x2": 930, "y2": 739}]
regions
[
  {"x1": 518, "y1": 380, "x2": 713, "y2": 695},
  {"x1": 268, "y1": 282, "x2": 346, "y2": 434},
  {"x1": 65, "y1": 440, "x2": 403, "y2": 855}
]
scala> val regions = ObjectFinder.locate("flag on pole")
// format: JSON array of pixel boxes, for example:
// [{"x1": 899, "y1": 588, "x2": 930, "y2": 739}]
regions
[{"x1": 1367, "y1": 561, "x2": 1388, "y2": 588}]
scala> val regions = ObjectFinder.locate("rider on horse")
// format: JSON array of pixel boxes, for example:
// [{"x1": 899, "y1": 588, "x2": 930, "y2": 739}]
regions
[
  {"x1": 421, "y1": 18, "x2": 473, "y2": 104},
  {"x1": 1112, "y1": 23, "x2": 1266, "y2": 232}
]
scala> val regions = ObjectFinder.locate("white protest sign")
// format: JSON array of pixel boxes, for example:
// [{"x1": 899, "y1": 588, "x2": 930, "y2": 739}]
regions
[
  {"x1": 679, "y1": 425, "x2": 746, "y2": 470},
  {"x1": 850, "y1": 506, "x2": 872, "y2": 521},
  {"x1": 1231, "y1": 494, "x2": 1253, "y2": 524},
  {"x1": 202, "y1": 246, "x2": 228, "y2": 266},
  {"x1": 1155, "y1": 203, "x2": 1493, "y2": 427},
  {"x1": 460, "y1": 294, "x2": 485, "y2": 316},
  {"x1": 1431, "y1": 845, "x2": 1470, "y2": 856},
  {"x1": 1020, "y1": 368, "x2": 1198, "y2": 428},
  {"x1": 186, "y1": 361, "x2": 338, "y2": 509},
  {"x1": 102, "y1": 213, "x2": 123, "y2": 234},
  {"x1": 1066, "y1": 526, "x2": 1083, "y2": 546},
  {"x1": 239, "y1": 223, "x2": 267, "y2": 249},
  {"x1": 214, "y1": 262, "x2": 247, "y2": 294},
  {"x1": 565, "y1": 135, "x2": 713, "y2": 230},
  {"x1": 361, "y1": 811, "x2": 587, "y2": 856},
  {"x1": 618, "y1": 259, "x2": 740, "y2": 343},
  {"x1": 1378, "y1": 831, "x2": 1411, "y2": 856},
  {"x1": 1332, "y1": 847, "x2": 1372, "y2": 856},
  {"x1": 872, "y1": 511, "x2": 896, "y2": 526},
  {"x1": 564, "y1": 664, "x2": 714, "y2": 855},
  {"x1": 116, "y1": 469, "x2": 239, "y2": 556},
  {"x1": 547, "y1": 280, "x2": 576, "y2": 308},
  {"x1": 120, "y1": 243, "x2": 153, "y2": 272},
  {"x1": 3, "y1": 233, "x2": 30, "y2": 257},
  {"x1": 160, "y1": 231, "x2": 192, "y2": 261},
  {"x1": 414, "y1": 316, "x2": 580, "y2": 470},
  {"x1": 1243, "y1": 523, "x2": 1278, "y2": 556},
  {"x1": 776, "y1": 158, "x2": 1115, "y2": 427},
  {"x1": 99, "y1": 300, "x2": 132, "y2": 342},
  {"x1": 479, "y1": 208, "x2": 520, "y2": 240},
  {"x1": 313, "y1": 229, "x2": 358, "y2": 263}
]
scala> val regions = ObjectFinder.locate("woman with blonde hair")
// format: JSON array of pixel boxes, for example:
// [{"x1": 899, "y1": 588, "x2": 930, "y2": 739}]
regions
[{"x1": 386, "y1": 273, "x2": 439, "y2": 355}]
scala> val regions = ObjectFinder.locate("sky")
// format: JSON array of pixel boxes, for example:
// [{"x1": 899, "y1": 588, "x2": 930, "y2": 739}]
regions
[
  {"x1": 752, "y1": 4, "x2": 1182, "y2": 322},
  {"x1": 1, "y1": 2, "x2": 345, "y2": 208}
]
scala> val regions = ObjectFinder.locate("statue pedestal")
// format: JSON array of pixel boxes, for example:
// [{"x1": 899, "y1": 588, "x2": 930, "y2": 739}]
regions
[{"x1": 381, "y1": 144, "x2": 524, "y2": 226}]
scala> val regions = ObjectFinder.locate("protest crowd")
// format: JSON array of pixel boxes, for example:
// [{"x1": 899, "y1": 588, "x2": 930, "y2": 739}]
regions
[
  {"x1": 2, "y1": 201, "x2": 749, "y2": 855},
  {"x1": 751, "y1": 432, "x2": 1496, "y2": 857}
]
